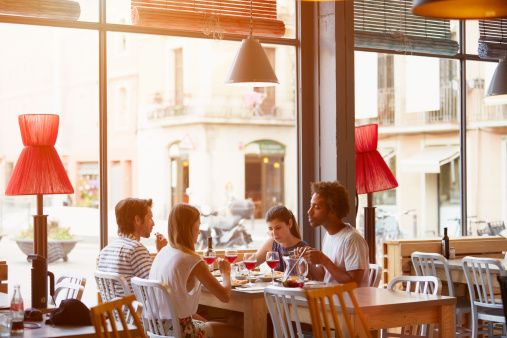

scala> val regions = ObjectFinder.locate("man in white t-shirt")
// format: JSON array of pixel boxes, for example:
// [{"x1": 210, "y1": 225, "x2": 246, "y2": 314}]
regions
[{"x1": 297, "y1": 181, "x2": 370, "y2": 286}]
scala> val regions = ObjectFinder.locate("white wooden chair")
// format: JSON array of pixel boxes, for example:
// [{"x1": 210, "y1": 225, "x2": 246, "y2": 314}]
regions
[
  {"x1": 131, "y1": 277, "x2": 182, "y2": 338},
  {"x1": 462, "y1": 256, "x2": 507, "y2": 338},
  {"x1": 382, "y1": 275, "x2": 441, "y2": 337},
  {"x1": 369, "y1": 263, "x2": 382, "y2": 287},
  {"x1": 50, "y1": 273, "x2": 87, "y2": 306},
  {"x1": 94, "y1": 270, "x2": 138, "y2": 323},
  {"x1": 264, "y1": 285, "x2": 307, "y2": 338},
  {"x1": 411, "y1": 251, "x2": 471, "y2": 336},
  {"x1": 94, "y1": 270, "x2": 132, "y2": 302}
]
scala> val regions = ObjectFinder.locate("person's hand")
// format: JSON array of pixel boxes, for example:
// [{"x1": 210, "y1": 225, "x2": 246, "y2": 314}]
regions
[
  {"x1": 155, "y1": 232, "x2": 168, "y2": 252},
  {"x1": 217, "y1": 257, "x2": 231, "y2": 275},
  {"x1": 296, "y1": 246, "x2": 327, "y2": 265}
]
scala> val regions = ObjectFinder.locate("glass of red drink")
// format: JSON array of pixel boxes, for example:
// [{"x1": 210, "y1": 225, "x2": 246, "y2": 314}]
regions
[
  {"x1": 225, "y1": 248, "x2": 238, "y2": 264},
  {"x1": 266, "y1": 251, "x2": 280, "y2": 285},
  {"x1": 243, "y1": 253, "x2": 257, "y2": 286},
  {"x1": 203, "y1": 248, "x2": 216, "y2": 272}
]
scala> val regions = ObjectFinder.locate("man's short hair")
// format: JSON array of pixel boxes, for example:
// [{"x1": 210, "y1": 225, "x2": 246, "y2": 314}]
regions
[
  {"x1": 310, "y1": 181, "x2": 350, "y2": 219},
  {"x1": 115, "y1": 198, "x2": 153, "y2": 236}
]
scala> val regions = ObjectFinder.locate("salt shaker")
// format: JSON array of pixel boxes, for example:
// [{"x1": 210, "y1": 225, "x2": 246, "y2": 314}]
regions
[{"x1": 449, "y1": 247, "x2": 456, "y2": 259}]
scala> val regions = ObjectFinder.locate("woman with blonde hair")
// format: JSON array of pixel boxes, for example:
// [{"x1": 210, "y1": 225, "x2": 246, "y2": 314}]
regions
[{"x1": 150, "y1": 203, "x2": 243, "y2": 338}]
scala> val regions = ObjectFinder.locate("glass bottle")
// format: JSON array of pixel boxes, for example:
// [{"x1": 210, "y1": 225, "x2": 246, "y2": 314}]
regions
[
  {"x1": 442, "y1": 227, "x2": 450, "y2": 259},
  {"x1": 10, "y1": 284, "x2": 24, "y2": 333}
]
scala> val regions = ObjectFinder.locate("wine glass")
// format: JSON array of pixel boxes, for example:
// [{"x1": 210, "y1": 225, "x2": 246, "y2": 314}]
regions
[
  {"x1": 225, "y1": 248, "x2": 238, "y2": 265},
  {"x1": 203, "y1": 247, "x2": 216, "y2": 272},
  {"x1": 266, "y1": 251, "x2": 280, "y2": 285},
  {"x1": 243, "y1": 253, "x2": 257, "y2": 286}
]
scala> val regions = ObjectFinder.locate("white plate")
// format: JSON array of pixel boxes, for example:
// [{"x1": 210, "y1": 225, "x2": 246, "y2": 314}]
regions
[{"x1": 256, "y1": 276, "x2": 276, "y2": 282}]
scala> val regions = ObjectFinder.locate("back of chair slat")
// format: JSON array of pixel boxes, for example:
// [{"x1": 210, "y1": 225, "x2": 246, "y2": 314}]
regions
[
  {"x1": 91, "y1": 294, "x2": 146, "y2": 338},
  {"x1": 462, "y1": 256, "x2": 506, "y2": 309},
  {"x1": 264, "y1": 286, "x2": 307, "y2": 338},
  {"x1": 131, "y1": 277, "x2": 182, "y2": 338},
  {"x1": 304, "y1": 283, "x2": 372, "y2": 338},
  {"x1": 368, "y1": 263, "x2": 382, "y2": 287}
]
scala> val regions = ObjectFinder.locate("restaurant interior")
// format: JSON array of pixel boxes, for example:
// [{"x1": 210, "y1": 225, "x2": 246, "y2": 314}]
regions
[{"x1": 1, "y1": 0, "x2": 507, "y2": 337}]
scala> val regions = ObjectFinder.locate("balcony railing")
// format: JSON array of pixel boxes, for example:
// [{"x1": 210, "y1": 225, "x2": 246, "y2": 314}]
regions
[{"x1": 367, "y1": 82, "x2": 507, "y2": 128}]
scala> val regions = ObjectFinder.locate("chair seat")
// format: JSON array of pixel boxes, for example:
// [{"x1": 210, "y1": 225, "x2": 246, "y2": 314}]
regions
[{"x1": 477, "y1": 306, "x2": 505, "y2": 321}]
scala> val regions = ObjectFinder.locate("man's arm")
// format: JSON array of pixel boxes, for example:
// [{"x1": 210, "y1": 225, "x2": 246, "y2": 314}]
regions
[{"x1": 299, "y1": 247, "x2": 366, "y2": 285}]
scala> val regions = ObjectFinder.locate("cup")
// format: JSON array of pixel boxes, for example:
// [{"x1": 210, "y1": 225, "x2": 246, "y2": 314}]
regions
[{"x1": 0, "y1": 312, "x2": 12, "y2": 337}]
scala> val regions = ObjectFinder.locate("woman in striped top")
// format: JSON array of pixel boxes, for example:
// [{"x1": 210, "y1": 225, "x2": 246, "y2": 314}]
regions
[{"x1": 254, "y1": 205, "x2": 308, "y2": 272}]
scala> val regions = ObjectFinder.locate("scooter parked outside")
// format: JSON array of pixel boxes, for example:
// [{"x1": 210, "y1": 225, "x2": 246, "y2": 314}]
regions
[{"x1": 196, "y1": 200, "x2": 254, "y2": 250}]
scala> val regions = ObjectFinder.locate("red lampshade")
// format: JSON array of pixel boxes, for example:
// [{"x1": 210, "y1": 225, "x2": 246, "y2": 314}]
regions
[
  {"x1": 355, "y1": 124, "x2": 398, "y2": 194},
  {"x1": 5, "y1": 114, "x2": 74, "y2": 196}
]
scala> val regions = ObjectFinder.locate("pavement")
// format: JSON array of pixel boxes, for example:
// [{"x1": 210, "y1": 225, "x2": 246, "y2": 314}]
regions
[{"x1": 0, "y1": 219, "x2": 269, "y2": 308}]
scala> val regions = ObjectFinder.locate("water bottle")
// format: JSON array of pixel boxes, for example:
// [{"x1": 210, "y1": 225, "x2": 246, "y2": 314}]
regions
[{"x1": 10, "y1": 284, "x2": 24, "y2": 333}]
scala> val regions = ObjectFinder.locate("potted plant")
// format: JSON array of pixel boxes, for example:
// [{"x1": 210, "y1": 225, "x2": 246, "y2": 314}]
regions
[{"x1": 13, "y1": 218, "x2": 80, "y2": 263}]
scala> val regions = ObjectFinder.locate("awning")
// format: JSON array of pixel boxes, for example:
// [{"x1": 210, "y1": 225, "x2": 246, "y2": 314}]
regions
[{"x1": 401, "y1": 146, "x2": 459, "y2": 173}]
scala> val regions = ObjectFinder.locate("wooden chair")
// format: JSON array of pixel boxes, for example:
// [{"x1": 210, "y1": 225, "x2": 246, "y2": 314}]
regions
[
  {"x1": 91, "y1": 294, "x2": 146, "y2": 338},
  {"x1": 462, "y1": 256, "x2": 506, "y2": 337},
  {"x1": 50, "y1": 273, "x2": 87, "y2": 306},
  {"x1": 383, "y1": 275, "x2": 441, "y2": 337},
  {"x1": 264, "y1": 285, "x2": 307, "y2": 338},
  {"x1": 304, "y1": 282, "x2": 372, "y2": 338},
  {"x1": 411, "y1": 251, "x2": 471, "y2": 336},
  {"x1": 368, "y1": 263, "x2": 382, "y2": 287},
  {"x1": 131, "y1": 277, "x2": 182, "y2": 338}
]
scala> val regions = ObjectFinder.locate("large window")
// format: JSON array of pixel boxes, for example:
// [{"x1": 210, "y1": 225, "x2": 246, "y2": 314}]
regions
[
  {"x1": 355, "y1": 9, "x2": 506, "y2": 264},
  {"x1": 0, "y1": 1, "x2": 296, "y2": 306}
]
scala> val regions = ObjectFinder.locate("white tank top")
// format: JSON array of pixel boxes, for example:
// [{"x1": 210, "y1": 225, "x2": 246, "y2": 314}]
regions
[{"x1": 149, "y1": 246, "x2": 203, "y2": 319}]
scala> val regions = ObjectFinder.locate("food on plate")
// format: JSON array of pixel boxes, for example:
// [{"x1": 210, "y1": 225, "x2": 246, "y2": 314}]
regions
[
  {"x1": 263, "y1": 271, "x2": 284, "y2": 278},
  {"x1": 212, "y1": 270, "x2": 221, "y2": 276},
  {"x1": 232, "y1": 279, "x2": 248, "y2": 286}
]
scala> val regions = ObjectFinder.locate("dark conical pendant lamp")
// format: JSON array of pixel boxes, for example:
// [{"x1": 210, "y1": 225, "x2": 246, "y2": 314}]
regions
[
  {"x1": 225, "y1": 0, "x2": 279, "y2": 87},
  {"x1": 486, "y1": 58, "x2": 507, "y2": 100},
  {"x1": 412, "y1": 0, "x2": 507, "y2": 20}
]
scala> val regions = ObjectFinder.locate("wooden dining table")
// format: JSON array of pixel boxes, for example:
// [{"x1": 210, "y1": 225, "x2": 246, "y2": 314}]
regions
[
  {"x1": 0, "y1": 292, "x2": 140, "y2": 338},
  {"x1": 199, "y1": 282, "x2": 456, "y2": 338}
]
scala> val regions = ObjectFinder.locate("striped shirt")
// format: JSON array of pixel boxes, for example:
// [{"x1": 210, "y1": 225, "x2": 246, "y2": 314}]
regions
[
  {"x1": 97, "y1": 233, "x2": 152, "y2": 294},
  {"x1": 271, "y1": 239, "x2": 309, "y2": 272}
]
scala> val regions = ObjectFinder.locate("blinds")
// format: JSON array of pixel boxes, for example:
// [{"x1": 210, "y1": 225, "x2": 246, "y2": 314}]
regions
[
  {"x1": 0, "y1": 0, "x2": 80, "y2": 21},
  {"x1": 131, "y1": 0, "x2": 285, "y2": 38},
  {"x1": 478, "y1": 19, "x2": 507, "y2": 60},
  {"x1": 354, "y1": 0, "x2": 459, "y2": 56}
]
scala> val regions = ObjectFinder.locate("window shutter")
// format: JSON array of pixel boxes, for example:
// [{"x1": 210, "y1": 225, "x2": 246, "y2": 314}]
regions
[
  {"x1": 0, "y1": 0, "x2": 80, "y2": 20},
  {"x1": 354, "y1": 0, "x2": 459, "y2": 56},
  {"x1": 131, "y1": 0, "x2": 285, "y2": 38},
  {"x1": 478, "y1": 19, "x2": 507, "y2": 60}
]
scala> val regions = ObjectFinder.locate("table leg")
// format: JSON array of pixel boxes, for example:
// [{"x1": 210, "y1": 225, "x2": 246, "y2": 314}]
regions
[
  {"x1": 243, "y1": 297, "x2": 269, "y2": 338},
  {"x1": 438, "y1": 304, "x2": 455, "y2": 338}
]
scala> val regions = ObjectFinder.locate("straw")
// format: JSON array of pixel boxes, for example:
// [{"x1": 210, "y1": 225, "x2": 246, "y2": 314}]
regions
[{"x1": 285, "y1": 247, "x2": 308, "y2": 277}]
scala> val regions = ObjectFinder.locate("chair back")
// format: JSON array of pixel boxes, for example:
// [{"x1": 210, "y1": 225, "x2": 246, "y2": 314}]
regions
[
  {"x1": 304, "y1": 282, "x2": 372, "y2": 338},
  {"x1": 411, "y1": 252, "x2": 455, "y2": 296},
  {"x1": 91, "y1": 294, "x2": 146, "y2": 338},
  {"x1": 94, "y1": 270, "x2": 132, "y2": 303},
  {"x1": 0, "y1": 261, "x2": 7, "y2": 294},
  {"x1": 368, "y1": 263, "x2": 381, "y2": 287},
  {"x1": 51, "y1": 273, "x2": 87, "y2": 306},
  {"x1": 131, "y1": 277, "x2": 182, "y2": 338},
  {"x1": 384, "y1": 275, "x2": 441, "y2": 337},
  {"x1": 264, "y1": 286, "x2": 307, "y2": 338},
  {"x1": 462, "y1": 256, "x2": 506, "y2": 310}
]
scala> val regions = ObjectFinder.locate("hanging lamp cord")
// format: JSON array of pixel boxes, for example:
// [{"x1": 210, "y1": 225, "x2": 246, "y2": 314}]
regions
[{"x1": 249, "y1": 0, "x2": 253, "y2": 38}]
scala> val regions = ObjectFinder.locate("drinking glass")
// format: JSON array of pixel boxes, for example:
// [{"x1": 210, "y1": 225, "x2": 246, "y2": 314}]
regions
[
  {"x1": 203, "y1": 248, "x2": 216, "y2": 272},
  {"x1": 243, "y1": 253, "x2": 257, "y2": 286},
  {"x1": 266, "y1": 251, "x2": 280, "y2": 285},
  {"x1": 225, "y1": 248, "x2": 238, "y2": 265}
]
